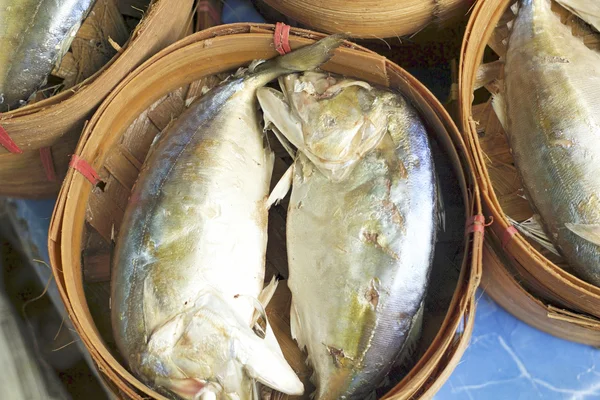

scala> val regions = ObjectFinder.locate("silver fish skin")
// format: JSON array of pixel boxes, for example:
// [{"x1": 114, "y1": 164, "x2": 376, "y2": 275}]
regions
[
  {"x1": 110, "y1": 36, "x2": 345, "y2": 400},
  {"x1": 0, "y1": 0, "x2": 96, "y2": 111},
  {"x1": 257, "y1": 73, "x2": 437, "y2": 400},
  {"x1": 502, "y1": 0, "x2": 600, "y2": 285}
]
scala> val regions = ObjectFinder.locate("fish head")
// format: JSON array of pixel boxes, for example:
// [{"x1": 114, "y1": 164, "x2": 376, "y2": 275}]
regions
[
  {"x1": 258, "y1": 72, "x2": 389, "y2": 182},
  {"x1": 132, "y1": 292, "x2": 303, "y2": 399}
]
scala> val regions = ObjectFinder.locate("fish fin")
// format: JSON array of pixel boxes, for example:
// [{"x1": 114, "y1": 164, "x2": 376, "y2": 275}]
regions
[
  {"x1": 474, "y1": 60, "x2": 504, "y2": 90},
  {"x1": 250, "y1": 276, "x2": 280, "y2": 335},
  {"x1": 266, "y1": 165, "x2": 294, "y2": 209},
  {"x1": 555, "y1": 0, "x2": 600, "y2": 32},
  {"x1": 491, "y1": 92, "x2": 508, "y2": 132},
  {"x1": 258, "y1": 87, "x2": 305, "y2": 152},
  {"x1": 258, "y1": 276, "x2": 279, "y2": 308},
  {"x1": 150, "y1": 293, "x2": 303, "y2": 397},
  {"x1": 289, "y1": 299, "x2": 306, "y2": 351},
  {"x1": 507, "y1": 215, "x2": 561, "y2": 256},
  {"x1": 233, "y1": 293, "x2": 269, "y2": 339},
  {"x1": 243, "y1": 325, "x2": 305, "y2": 395},
  {"x1": 255, "y1": 34, "x2": 346, "y2": 75},
  {"x1": 271, "y1": 125, "x2": 297, "y2": 159},
  {"x1": 565, "y1": 223, "x2": 600, "y2": 247}
]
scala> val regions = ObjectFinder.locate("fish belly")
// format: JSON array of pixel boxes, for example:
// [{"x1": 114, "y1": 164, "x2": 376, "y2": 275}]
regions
[
  {"x1": 112, "y1": 86, "x2": 272, "y2": 359},
  {"x1": 287, "y1": 131, "x2": 436, "y2": 399}
]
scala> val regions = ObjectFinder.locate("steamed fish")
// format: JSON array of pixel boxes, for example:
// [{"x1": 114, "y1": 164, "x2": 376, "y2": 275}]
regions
[
  {"x1": 110, "y1": 36, "x2": 344, "y2": 399},
  {"x1": 0, "y1": 0, "x2": 96, "y2": 111},
  {"x1": 258, "y1": 72, "x2": 437, "y2": 399},
  {"x1": 498, "y1": 0, "x2": 600, "y2": 286}
]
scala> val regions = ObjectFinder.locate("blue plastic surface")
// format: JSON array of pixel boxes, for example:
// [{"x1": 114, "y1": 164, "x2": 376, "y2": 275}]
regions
[
  {"x1": 439, "y1": 291, "x2": 600, "y2": 399},
  {"x1": 221, "y1": 0, "x2": 265, "y2": 24}
]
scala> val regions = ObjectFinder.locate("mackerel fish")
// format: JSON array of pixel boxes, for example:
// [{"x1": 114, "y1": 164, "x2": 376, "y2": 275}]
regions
[
  {"x1": 499, "y1": 0, "x2": 600, "y2": 285},
  {"x1": 257, "y1": 72, "x2": 438, "y2": 399},
  {"x1": 110, "y1": 36, "x2": 345, "y2": 399},
  {"x1": 0, "y1": 0, "x2": 96, "y2": 111}
]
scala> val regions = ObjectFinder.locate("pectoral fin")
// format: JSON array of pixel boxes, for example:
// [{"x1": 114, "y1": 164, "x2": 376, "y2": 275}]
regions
[
  {"x1": 258, "y1": 276, "x2": 279, "y2": 308},
  {"x1": 250, "y1": 276, "x2": 280, "y2": 333},
  {"x1": 289, "y1": 299, "x2": 306, "y2": 351},
  {"x1": 243, "y1": 327, "x2": 304, "y2": 396},
  {"x1": 474, "y1": 60, "x2": 504, "y2": 90},
  {"x1": 266, "y1": 164, "x2": 294, "y2": 209},
  {"x1": 257, "y1": 87, "x2": 305, "y2": 152},
  {"x1": 491, "y1": 92, "x2": 508, "y2": 131},
  {"x1": 565, "y1": 223, "x2": 600, "y2": 247}
]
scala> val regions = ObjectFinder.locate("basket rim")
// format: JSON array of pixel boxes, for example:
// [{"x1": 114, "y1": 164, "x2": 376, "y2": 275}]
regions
[
  {"x1": 0, "y1": 0, "x2": 194, "y2": 199},
  {"x1": 482, "y1": 239, "x2": 600, "y2": 345},
  {"x1": 458, "y1": 0, "x2": 600, "y2": 318},
  {"x1": 0, "y1": 0, "x2": 192, "y2": 152},
  {"x1": 1, "y1": 0, "x2": 157, "y2": 119},
  {"x1": 50, "y1": 22, "x2": 483, "y2": 399},
  {"x1": 259, "y1": 0, "x2": 475, "y2": 39}
]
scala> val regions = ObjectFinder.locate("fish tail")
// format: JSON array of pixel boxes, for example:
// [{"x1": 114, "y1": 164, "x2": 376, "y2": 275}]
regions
[{"x1": 256, "y1": 34, "x2": 347, "y2": 77}]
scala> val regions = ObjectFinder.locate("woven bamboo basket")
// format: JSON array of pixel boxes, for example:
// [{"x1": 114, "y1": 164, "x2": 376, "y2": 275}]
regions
[
  {"x1": 459, "y1": 0, "x2": 600, "y2": 345},
  {"x1": 0, "y1": 0, "x2": 194, "y2": 198},
  {"x1": 49, "y1": 23, "x2": 483, "y2": 399},
  {"x1": 256, "y1": 0, "x2": 476, "y2": 39}
]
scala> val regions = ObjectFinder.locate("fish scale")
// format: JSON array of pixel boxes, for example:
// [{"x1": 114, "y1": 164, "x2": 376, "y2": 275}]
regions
[{"x1": 0, "y1": 0, "x2": 96, "y2": 111}]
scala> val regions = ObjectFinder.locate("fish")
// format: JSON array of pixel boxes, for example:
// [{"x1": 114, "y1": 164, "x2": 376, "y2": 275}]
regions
[
  {"x1": 110, "y1": 35, "x2": 345, "y2": 400},
  {"x1": 0, "y1": 0, "x2": 96, "y2": 111},
  {"x1": 257, "y1": 72, "x2": 437, "y2": 399},
  {"x1": 495, "y1": 0, "x2": 600, "y2": 286}
]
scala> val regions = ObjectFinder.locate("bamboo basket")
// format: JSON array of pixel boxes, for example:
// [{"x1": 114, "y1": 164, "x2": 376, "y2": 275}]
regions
[
  {"x1": 256, "y1": 0, "x2": 476, "y2": 39},
  {"x1": 49, "y1": 23, "x2": 483, "y2": 399},
  {"x1": 459, "y1": 0, "x2": 600, "y2": 345},
  {"x1": 0, "y1": 0, "x2": 194, "y2": 198}
]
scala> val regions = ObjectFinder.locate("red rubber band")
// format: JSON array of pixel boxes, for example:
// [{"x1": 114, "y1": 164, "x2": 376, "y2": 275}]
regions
[
  {"x1": 39, "y1": 147, "x2": 57, "y2": 182},
  {"x1": 502, "y1": 225, "x2": 518, "y2": 249},
  {"x1": 0, "y1": 123, "x2": 23, "y2": 154},
  {"x1": 274, "y1": 22, "x2": 292, "y2": 55},
  {"x1": 466, "y1": 215, "x2": 486, "y2": 235},
  {"x1": 69, "y1": 155, "x2": 100, "y2": 185},
  {"x1": 197, "y1": 1, "x2": 220, "y2": 24}
]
